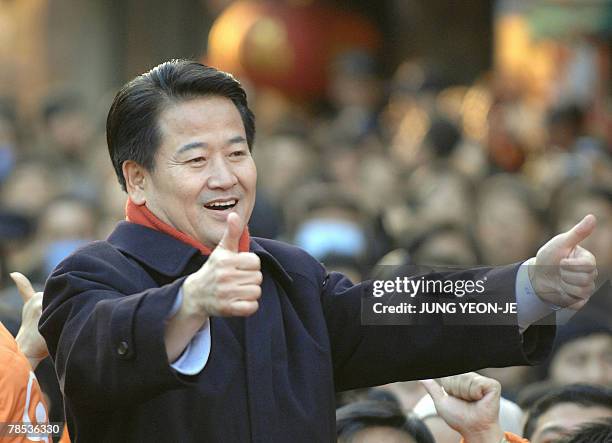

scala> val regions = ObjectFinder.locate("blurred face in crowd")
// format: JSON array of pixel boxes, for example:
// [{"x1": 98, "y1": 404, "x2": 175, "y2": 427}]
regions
[
  {"x1": 411, "y1": 168, "x2": 472, "y2": 228},
  {"x1": 549, "y1": 334, "x2": 612, "y2": 387},
  {"x1": 529, "y1": 403, "x2": 612, "y2": 443},
  {"x1": 254, "y1": 135, "x2": 315, "y2": 201},
  {"x1": 40, "y1": 200, "x2": 97, "y2": 241},
  {"x1": 128, "y1": 96, "x2": 257, "y2": 249},
  {"x1": 358, "y1": 155, "x2": 398, "y2": 214},
  {"x1": 343, "y1": 426, "x2": 417, "y2": 443},
  {"x1": 48, "y1": 110, "x2": 92, "y2": 156},
  {"x1": 1, "y1": 163, "x2": 59, "y2": 217},
  {"x1": 329, "y1": 73, "x2": 382, "y2": 110},
  {"x1": 476, "y1": 192, "x2": 541, "y2": 265},
  {"x1": 413, "y1": 230, "x2": 477, "y2": 266}
]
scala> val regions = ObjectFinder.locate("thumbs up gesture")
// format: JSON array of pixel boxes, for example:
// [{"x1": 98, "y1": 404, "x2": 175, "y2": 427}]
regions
[
  {"x1": 182, "y1": 212, "x2": 262, "y2": 318},
  {"x1": 11, "y1": 272, "x2": 49, "y2": 369},
  {"x1": 529, "y1": 214, "x2": 598, "y2": 310}
]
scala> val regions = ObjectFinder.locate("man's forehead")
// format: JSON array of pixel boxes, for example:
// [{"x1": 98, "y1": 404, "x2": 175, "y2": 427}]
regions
[
  {"x1": 537, "y1": 403, "x2": 612, "y2": 433},
  {"x1": 558, "y1": 333, "x2": 612, "y2": 354},
  {"x1": 155, "y1": 96, "x2": 246, "y2": 152},
  {"x1": 159, "y1": 96, "x2": 239, "y2": 127}
]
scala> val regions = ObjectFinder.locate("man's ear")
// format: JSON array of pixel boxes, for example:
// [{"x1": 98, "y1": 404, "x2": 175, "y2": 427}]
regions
[{"x1": 123, "y1": 160, "x2": 147, "y2": 205}]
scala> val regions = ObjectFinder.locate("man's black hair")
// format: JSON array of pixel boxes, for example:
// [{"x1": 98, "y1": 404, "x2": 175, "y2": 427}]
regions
[
  {"x1": 106, "y1": 59, "x2": 255, "y2": 191},
  {"x1": 336, "y1": 399, "x2": 434, "y2": 443},
  {"x1": 523, "y1": 384, "x2": 612, "y2": 439},
  {"x1": 560, "y1": 417, "x2": 612, "y2": 443}
]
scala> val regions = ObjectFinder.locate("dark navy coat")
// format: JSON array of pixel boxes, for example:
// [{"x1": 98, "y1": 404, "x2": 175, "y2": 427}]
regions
[{"x1": 40, "y1": 222, "x2": 554, "y2": 442}]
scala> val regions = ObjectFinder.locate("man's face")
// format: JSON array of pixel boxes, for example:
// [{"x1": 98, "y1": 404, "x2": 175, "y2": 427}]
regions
[
  {"x1": 347, "y1": 426, "x2": 417, "y2": 443},
  {"x1": 550, "y1": 334, "x2": 612, "y2": 387},
  {"x1": 143, "y1": 96, "x2": 256, "y2": 249},
  {"x1": 530, "y1": 403, "x2": 612, "y2": 443}
]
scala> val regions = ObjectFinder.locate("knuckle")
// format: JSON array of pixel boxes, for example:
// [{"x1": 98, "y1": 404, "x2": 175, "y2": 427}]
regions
[
  {"x1": 216, "y1": 270, "x2": 233, "y2": 283},
  {"x1": 234, "y1": 301, "x2": 259, "y2": 317},
  {"x1": 216, "y1": 283, "x2": 235, "y2": 299},
  {"x1": 244, "y1": 253, "x2": 260, "y2": 268},
  {"x1": 246, "y1": 301, "x2": 260, "y2": 315},
  {"x1": 254, "y1": 285, "x2": 262, "y2": 298},
  {"x1": 577, "y1": 275, "x2": 590, "y2": 285},
  {"x1": 217, "y1": 257, "x2": 234, "y2": 268},
  {"x1": 491, "y1": 379, "x2": 502, "y2": 392},
  {"x1": 217, "y1": 300, "x2": 234, "y2": 316}
]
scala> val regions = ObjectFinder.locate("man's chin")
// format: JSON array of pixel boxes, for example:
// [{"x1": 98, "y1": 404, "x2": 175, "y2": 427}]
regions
[
  {"x1": 196, "y1": 221, "x2": 226, "y2": 249},
  {"x1": 198, "y1": 207, "x2": 247, "y2": 245}
]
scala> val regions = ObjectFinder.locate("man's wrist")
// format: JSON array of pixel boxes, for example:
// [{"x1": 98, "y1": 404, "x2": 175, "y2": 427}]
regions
[
  {"x1": 462, "y1": 423, "x2": 505, "y2": 443},
  {"x1": 15, "y1": 335, "x2": 46, "y2": 370},
  {"x1": 176, "y1": 294, "x2": 209, "y2": 330},
  {"x1": 180, "y1": 276, "x2": 210, "y2": 323},
  {"x1": 525, "y1": 257, "x2": 562, "y2": 310},
  {"x1": 526, "y1": 257, "x2": 536, "y2": 288}
]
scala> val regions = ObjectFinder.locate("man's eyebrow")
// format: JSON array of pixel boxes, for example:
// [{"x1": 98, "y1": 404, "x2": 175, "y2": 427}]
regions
[
  {"x1": 538, "y1": 425, "x2": 568, "y2": 437},
  {"x1": 228, "y1": 135, "x2": 247, "y2": 144},
  {"x1": 177, "y1": 141, "x2": 207, "y2": 154}
]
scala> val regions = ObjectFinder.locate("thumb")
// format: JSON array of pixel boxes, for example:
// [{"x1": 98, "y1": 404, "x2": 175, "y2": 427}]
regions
[
  {"x1": 10, "y1": 272, "x2": 36, "y2": 304},
  {"x1": 420, "y1": 379, "x2": 446, "y2": 404},
  {"x1": 217, "y1": 212, "x2": 243, "y2": 252},
  {"x1": 559, "y1": 214, "x2": 597, "y2": 249}
]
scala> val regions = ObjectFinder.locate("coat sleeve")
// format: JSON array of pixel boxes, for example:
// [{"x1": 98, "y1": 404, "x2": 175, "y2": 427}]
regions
[
  {"x1": 39, "y1": 249, "x2": 196, "y2": 411},
  {"x1": 319, "y1": 263, "x2": 556, "y2": 392}
]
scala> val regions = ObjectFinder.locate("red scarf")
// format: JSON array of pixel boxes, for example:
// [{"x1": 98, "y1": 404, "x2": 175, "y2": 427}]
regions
[{"x1": 125, "y1": 198, "x2": 250, "y2": 255}]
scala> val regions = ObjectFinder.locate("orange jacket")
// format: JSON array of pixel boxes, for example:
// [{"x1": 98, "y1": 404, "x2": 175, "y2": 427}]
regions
[
  {"x1": 0, "y1": 322, "x2": 52, "y2": 442},
  {"x1": 461, "y1": 431, "x2": 529, "y2": 443}
]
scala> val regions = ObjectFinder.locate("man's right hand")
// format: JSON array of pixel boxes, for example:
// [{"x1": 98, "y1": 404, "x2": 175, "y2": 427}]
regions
[
  {"x1": 182, "y1": 212, "x2": 262, "y2": 319},
  {"x1": 165, "y1": 213, "x2": 262, "y2": 363},
  {"x1": 420, "y1": 373, "x2": 504, "y2": 443}
]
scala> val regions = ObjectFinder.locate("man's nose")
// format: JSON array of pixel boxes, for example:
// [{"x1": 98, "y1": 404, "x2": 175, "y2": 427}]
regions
[{"x1": 207, "y1": 157, "x2": 238, "y2": 189}]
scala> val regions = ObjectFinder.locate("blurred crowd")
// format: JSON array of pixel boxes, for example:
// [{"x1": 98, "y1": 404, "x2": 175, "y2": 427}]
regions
[{"x1": 0, "y1": 49, "x2": 611, "y2": 442}]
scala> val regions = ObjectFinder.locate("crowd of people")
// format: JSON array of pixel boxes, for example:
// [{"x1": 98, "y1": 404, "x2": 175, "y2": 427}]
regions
[{"x1": 0, "y1": 49, "x2": 610, "y2": 442}]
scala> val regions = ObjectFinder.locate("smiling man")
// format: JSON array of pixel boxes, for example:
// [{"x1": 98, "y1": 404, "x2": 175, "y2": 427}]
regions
[
  {"x1": 523, "y1": 384, "x2": 612, "y2": 443},
  {"x1": 131, "y1": 96, "x2": 256, "y2": 248},
  {"x1": 39, "y1": 60, "x2": 599, "y2": 443}
]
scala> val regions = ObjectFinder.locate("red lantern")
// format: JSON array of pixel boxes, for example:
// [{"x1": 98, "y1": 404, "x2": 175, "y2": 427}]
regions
[{"x1": 206, "y1": 1, "x2": 381, "y2": 98}]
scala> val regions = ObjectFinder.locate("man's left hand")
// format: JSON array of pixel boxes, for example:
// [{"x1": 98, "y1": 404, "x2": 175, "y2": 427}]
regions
[{"x1": 529, "y1": 214, "x2": 598, "y2": 310}]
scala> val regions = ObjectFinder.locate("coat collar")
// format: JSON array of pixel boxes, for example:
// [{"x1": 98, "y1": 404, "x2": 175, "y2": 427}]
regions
[{"x1": 107, "y1": 221, "x2": 293, "y2": 288}]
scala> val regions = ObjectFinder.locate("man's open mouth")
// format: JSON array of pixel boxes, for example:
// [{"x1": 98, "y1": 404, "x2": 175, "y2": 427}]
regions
[{"x1": 203, "y1": 199, "x2": 238, "y2": 211}]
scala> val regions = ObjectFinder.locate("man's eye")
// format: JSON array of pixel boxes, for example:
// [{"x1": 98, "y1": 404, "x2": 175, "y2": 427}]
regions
[
  {"x1": 230, "y1": 150, "x2": 246, "y2": 157},
  {"x1": 188, "y1": 157, "x2": 206, "y2": 163}
]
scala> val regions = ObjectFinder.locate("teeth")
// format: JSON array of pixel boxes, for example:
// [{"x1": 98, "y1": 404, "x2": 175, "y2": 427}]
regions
[{"x1": 206, "y1": 199, "x2": 236, "y2": 208}]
